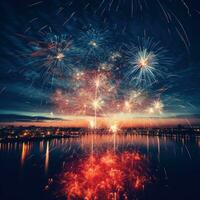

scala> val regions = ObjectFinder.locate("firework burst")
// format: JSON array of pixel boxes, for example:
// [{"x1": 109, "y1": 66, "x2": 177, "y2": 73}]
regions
[
  {"x1": 78, "y1": 26, "x2": 110, "y2": 63},
  {"x1": 52, "y1": 70, "x2": 118, "y2": 117},
  {"x1": 26, "y1": 33, "x2": 75, "y2": 85},
  {"x1": 19, "y1": 0, "x2": 195, "y2": 119},
  {"x1": 125, "y1": 37, "x2": 172, "y2": 88},
  {"x1": 147, "y1": 99, "x2": 164, "y2": 115}
]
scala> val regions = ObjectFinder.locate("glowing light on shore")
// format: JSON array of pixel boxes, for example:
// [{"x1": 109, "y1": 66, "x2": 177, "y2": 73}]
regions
[
  {"x1": 109, "y1": 124, "x2": 118, "y2": 133},
  {"x1": 89, "y1": 119, "x2": 95, "y2": 129}
]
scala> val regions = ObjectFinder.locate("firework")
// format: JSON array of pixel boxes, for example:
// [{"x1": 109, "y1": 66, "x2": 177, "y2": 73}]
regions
[
  {"x1": 52, "y1": 67, "x2": 167, "y2": 118},
  {"x1": 124, "y1": 100, "x2": 132, "y2": 113},
  {"x1": 78, "y1": 27, "x2": 110, "y2": 62},
  {"x1": 52, "y1": 70, "x2": 118, "y2": 118},
  {"x1": 109, "y1": 51, "x2": 122, "y2": 62},
  {"x1": 73, "y1": 70, "x2": 85, "y2": 81},
  {"x1": 99, "y1": 62, "x2": 114, "y2": 71},
  {"x1": 95, "y1": 0, "x2": 190, "y2": 15},
  {"x1": 96, "y1": 0, "x2": 190, "y2": 50},
  {"x1": 126, "y1": 37, "x2": 171, "y2": 88},
  {"x1": 26, "y1": 34, "x2": 75, "y2": 85},
  {"x1": 23, "y1": 0, "x2": 189, "y2": 120},
  {"x1": 146, "y1": 99, "x2": 164, "y2": 115}
]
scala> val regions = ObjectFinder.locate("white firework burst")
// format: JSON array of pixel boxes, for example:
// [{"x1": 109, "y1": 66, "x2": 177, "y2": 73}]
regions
[{"x1": 126, "y1": 37, "x2": 171, "y2": 87}]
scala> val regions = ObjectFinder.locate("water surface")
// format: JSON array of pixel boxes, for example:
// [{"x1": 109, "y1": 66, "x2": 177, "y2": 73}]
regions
[{"x1": 0, "y1": 134, "x2": 200, "y2": 200}]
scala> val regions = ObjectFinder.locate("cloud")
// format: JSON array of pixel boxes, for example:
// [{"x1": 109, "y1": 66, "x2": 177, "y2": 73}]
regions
[{"x1": 0, "y1": 114, "x2": 61, "y2": 122}]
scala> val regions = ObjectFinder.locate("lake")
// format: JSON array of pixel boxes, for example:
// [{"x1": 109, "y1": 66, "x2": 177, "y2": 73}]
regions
[{"x1": 0, "y1": 134, "x2": 200, "y2": 200}]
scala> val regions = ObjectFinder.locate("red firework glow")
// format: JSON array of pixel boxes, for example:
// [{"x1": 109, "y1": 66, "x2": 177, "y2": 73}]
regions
[
  {"x1": 58, "y1": 151, "x2": 151, "y2": 200},
  {"x1": 51, "y1": 69, "x2": 166, "y2": 119},
  {"x1": 52, "y1": 70, "x2": 118, "y2": 116}
]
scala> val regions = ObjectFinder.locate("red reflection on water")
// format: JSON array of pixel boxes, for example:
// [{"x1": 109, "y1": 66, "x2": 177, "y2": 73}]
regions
[{"x1": 59, "y1": 151, "x2": 150, "y2": 200}]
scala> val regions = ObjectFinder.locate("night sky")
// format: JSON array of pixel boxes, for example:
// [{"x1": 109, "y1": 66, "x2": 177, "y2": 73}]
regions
[{"x1": 0, "y1": 0, "x2": 200, "y2": 122}]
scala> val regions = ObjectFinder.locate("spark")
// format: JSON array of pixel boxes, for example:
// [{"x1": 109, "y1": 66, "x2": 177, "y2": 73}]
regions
[
  {"x1": 56, "y1": 52, "x2": 65, "y2": 61},
  {"x1": 28, "y1": 1, "x2": 43, "y2": 7},
  {"x1": 89, "y1": 40, "x2": 98, "y2": 48},
  {"x1": 128, "y1": 90, "x2": 144, "y2": 103},
  {"x1": 74, "y1": 71, "x2": 84, "y2": 80},
  {"x1": 153, "y1": 100, "x2": 164, "y2": 114},
  {"x1": 109, "y1": 52, "x2": 121, "y2": 62},
  {"x1": 124, "y1": 100, "x2": 132, "y2": 113},
  {"x1": 95, "y1": 77, "x2": 100, "y2": 89},
  {"x1": 98, "y1": 0, "x2": 190, "y2": 51},
  {"x1": 99, "y1": 62, "x2": 113, "y2": 71},
  {"x1": 137, "y1": 50, "x2": 156, "y2": 69},
  {"x1": 92, "y1": 98, "x2": 104, "y2": 110},
  {"x1": 148, "y1": 107, "x2": 154, "y2": 114},
  {"x1": 153, "y1": 100, "x2": 163, "y2": 110}
]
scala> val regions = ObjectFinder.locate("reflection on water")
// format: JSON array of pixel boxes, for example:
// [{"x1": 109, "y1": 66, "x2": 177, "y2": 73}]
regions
[
  {"x1": 40, "y1": 141, "x2": 44, "y2": 153},
  {"x1": 21, "y1": 143, "x2": 29, "y2": 166},
  {"x1": 45, "y1": 141, "x2": 49, "y2": 174},
  {"x1": 0, "y1": 134, "x2": 200, "y2": 200},
  {"x1": 59, "y1": 151, "x2": 150, "y2": 200}
]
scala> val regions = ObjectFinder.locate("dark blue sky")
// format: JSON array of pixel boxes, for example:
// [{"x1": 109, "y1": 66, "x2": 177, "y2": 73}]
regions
[{"x1": 0, "y1": 0, "x2": 200, "y2": 119}]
